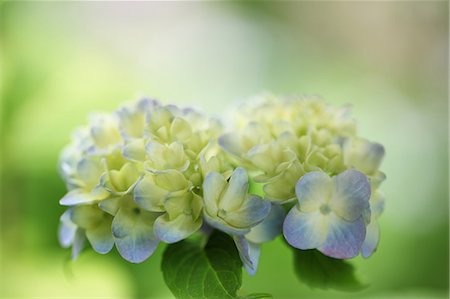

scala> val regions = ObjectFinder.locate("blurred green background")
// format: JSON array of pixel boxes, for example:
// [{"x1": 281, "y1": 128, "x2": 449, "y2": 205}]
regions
[{"x1": 0, "y1": 2, "x2": 448, "y2": 298}]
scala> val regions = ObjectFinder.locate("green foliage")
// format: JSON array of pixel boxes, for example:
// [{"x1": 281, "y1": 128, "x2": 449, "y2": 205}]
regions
[
  {"x1": 161, "y1": 231, "x2": 243, "y2": 299},
  {"x1": 292, "y1": 249, "x2": 365, "y2": 291},
  {"x1": 241, "y1": 293, "x2": 273, "y2": 299}
]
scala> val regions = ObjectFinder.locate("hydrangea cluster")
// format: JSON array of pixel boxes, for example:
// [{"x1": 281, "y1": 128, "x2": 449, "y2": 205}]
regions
[{"x1": 58, "y1": 95, "x2": 386, "y2": 274}]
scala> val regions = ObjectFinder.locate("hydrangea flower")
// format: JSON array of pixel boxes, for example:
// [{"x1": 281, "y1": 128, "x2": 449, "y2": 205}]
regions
[
  {"x1": 283, "y1": 170, "x2": 370, "y2": 259},
  {"x1": 58, "y1": 99, "x2": 226, "y2": 263},
  {"x1": 202, "y1": 166, "x2": 285, "y2": 275},
  {"x1": 134, "y1": 170, "x2": 203, "y2": 243},
  {"x1": 57, "y1": 94, "x2": 386, "y2": 275},
  {"x1": 219, "y1": 96, "x2": 355, "y2": 203},
  {"x1": 202, "y1": 167, "x2": 271, "y2": 235},
  {"x1": 219, "y1": 95, "x2": 386, "y2": 259}
]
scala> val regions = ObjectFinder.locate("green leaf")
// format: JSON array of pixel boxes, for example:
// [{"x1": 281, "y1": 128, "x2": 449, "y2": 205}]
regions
[
  {"x1": 241, "y1": 293, "x2": 273, "y2": 299},
  {"x1": 161, "y1": 231, "x2": 243, "y2": 299},
  {"x1": 292, "y1": 249, "x2": 365, "y2": 291}
]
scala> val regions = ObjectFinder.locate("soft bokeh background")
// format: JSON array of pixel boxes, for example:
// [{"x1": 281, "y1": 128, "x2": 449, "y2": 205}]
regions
[{"x1": 0, "y1": 2, "x2": 448, "y2": 298}]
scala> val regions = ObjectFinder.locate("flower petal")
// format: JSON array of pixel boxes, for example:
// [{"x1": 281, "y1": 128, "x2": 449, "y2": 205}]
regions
[
  {"x1": 233, "y1": 236, "x2": 261, "y2": 276},
  {"x1": 202, "y1": 172, "x2": 227, "y2": 216},
  {"x1": 59, "y1": 222, "x2": 76, "y2": 248},
  {"x1": 70, "y1": 204, "x2": 104, "y2": 229},
  {"x1": 219, "y1": 167, "x2": 248, "y2": 211},
  {"x1": 133, "y1": 175, "x2": 167, "y2": 212},
  {"x1": 116, "y1": 106, "x2": 146, "y2": 139},
  {"x1": 344, "y1": 138, "x2": 385, "y2": 175},
  {"x1": 102, "y1": 163, "x2": 141, "y2": 195},
  {"x1": 144, "y1": 142, "x2": 189, "y2": 172},
  {"x1": 370, "y1": 190, "x2": 385, "y2": 220},
  {"x1": 72, "y1": 228, "x2": 86, "y2": 260},
  {"x1": 246, "y1": 204, "x2": 286, "y2": 244},
  {"x1": 331, "y1": 170, "x2": 371, "y2": 222},
  {"x1": 153, "y1": 170, "x2": 191, "y2": 193},
  {"x1": 59, "y1": 190, "x2": 99, "y2": 206},
  {"x1": 144, "y1": 141, "x2": 165, "y2": 163},
  {"x1": 295, "y1": 171, "x2": 332, "y2": 212},
  {"x1": 263, "y1": 161, "x2": 303, "y2": 202},
  {"x1": 218, "y1": 133, "x2": 244, "y2": 157},
  {"x1": 76, "y1": 158, "x2": 104, "y2": 189},
  {"x1": 98, "y1": 197, "x2": 122, "y2": 216},
  {"x1": 122, "y1": 138, "x2": 146, "y2": 162},
  {"x1": 89, "y1": 114, "x2": 121, "y2": 149},
  {"x1": 246, "y1": 143, "x2": 278, "y2": 174},
  {"x1": 225, "y1": 195, "x2": 271, "y2": 228},
  {"x1": 86, "y1": 216, "x2": 114, "y2": 254},
  {"x1": 149, "y1": 105, "x2": 173, "y2": 124},
  {"x1": 112, "y1": 206, "x2": 160, "y2": 263},
  {"x1": 361, "y1": 221, "x2": 380, "y2": 258},
  {"x1": 283, "y1": 208, "x2": 328, "y2": 250},
  {"x1": 58, "y1": 209, "x2": 77, "y2": 248},
  {"x1": 154, "y1": 213, "x2": 202, "y2": 243},
  {"x1": 318, "y1": 213, "x2": 366, "y2": 259},
  {"x1": 202, "y1": 212, "x2": 250, "y2": 236},
  {"x1": 370, "y1": 171, "x2": 386, "y2": 189},
  {"x1": 170, "y1": 117, "x2": 192, "y2": 143},
  {"x1": 163, "y1": 193, "x2": 196, "y2": 220}
]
